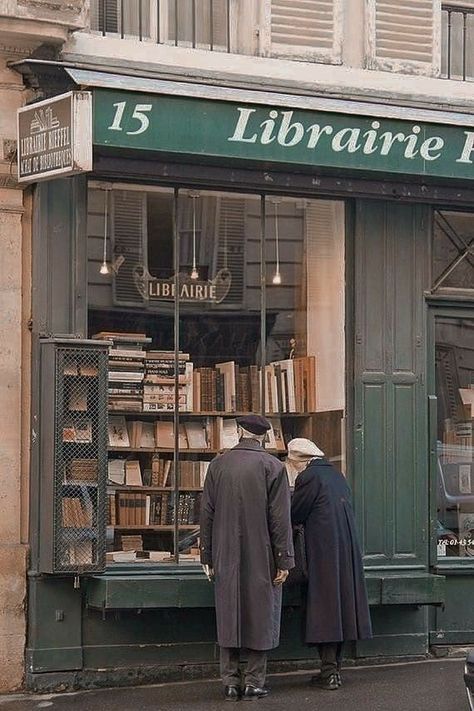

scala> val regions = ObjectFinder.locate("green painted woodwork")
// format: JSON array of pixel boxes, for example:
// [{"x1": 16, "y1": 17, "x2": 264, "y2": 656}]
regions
[
  {"x1": 431, "y1": 572, "x2": 474, "y2": 645},
  {"x1": 26, "y1": 577, "x2": 83, "y2": 672},
  {"x1": 93, "y1": 90, "x2": 474, "y2": 181},
  {"x1": 86, "y1": 570, "x2": 443, "y2": 610},
  {"x1": 353, "y1": 201, "x2": 429, "y2": 567}
]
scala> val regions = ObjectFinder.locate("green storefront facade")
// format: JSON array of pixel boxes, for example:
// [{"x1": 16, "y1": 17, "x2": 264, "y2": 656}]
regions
[{"x1": 25, "y1": 72, "x2": 474, "y2": 689}]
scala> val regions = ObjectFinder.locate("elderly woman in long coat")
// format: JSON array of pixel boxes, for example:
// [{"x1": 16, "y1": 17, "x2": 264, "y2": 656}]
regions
[
  {"x1": 288, "y1": 438, "x2": 372, "y2": 691},
  {"x1": 200, "y1": 415, "x2": 294, "y2": 701}
]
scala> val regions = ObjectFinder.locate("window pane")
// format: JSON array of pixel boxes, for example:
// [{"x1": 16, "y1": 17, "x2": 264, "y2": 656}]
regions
[
  {"x1": 264, "y1": 197, "x2": 346, "y2": 483},
  {"x1": 176, "y1": 189, "x2": 262, "y2": 563},
  {"x1": 436, "y1": 316, "x2": 474, "y2": 559},
  {"x1": 433, "y1": 210, "x2": 474, "y2": 291},
  {"x1": 87, "y1": 184, "x2": 179, "y2": 565}
]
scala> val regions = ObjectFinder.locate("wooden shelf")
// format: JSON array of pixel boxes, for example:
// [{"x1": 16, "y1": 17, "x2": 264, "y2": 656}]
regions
[
  {"x1": 108, "y1": 410, "x2": 316, "y2": 418},
  {"x1": 108, "y1": 447, "x2": 218, "y2": 453},
  {"x1": 108, "y1": 486, "x2": 202, "y2": 492},
  {"x1": 113, "y1": 525, "x2": 198, "y2": 531}
]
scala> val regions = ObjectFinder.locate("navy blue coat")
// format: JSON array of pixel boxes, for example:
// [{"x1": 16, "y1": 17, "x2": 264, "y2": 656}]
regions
[{"x1": 291, "y1": 457, "x2": 372, "y2": 644}]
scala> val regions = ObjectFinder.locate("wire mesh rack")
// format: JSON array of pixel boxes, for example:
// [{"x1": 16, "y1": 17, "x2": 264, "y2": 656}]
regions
[{"x1": 40, "y1": 340, "x2": 109, "y2": 574}]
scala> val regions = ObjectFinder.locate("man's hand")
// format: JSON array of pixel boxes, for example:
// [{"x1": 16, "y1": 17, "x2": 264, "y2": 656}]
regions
[
  {"x1": 202, "y1": 564, "x2": 215, "y2": 581},
  {"x1": 273, "y1": 569, "x2": 289, "y2": 585}
]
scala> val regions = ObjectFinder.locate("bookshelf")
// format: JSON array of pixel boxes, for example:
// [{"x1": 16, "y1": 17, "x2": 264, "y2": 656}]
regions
[
  {"x1": 38, "y1": 339, "x2": 109, "y2": 574},
  {"x1": 93, "y1": 331, "x2": 339, "y2": 564}
]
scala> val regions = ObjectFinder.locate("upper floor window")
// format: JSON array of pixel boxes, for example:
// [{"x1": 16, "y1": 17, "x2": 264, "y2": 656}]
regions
[
  {"x1": 90, "y1": 0, "x2": 231, "y2": 50},
  {"x1": 441, "y1": 4, "x2": 474, "y2": 80},
  {"x1": 89, "y1": 0, "x2": 343, "y2": 64}
]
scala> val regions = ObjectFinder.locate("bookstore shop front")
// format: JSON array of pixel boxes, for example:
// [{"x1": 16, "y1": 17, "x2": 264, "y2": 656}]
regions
[{"x1": 26, "y1": 76, "x2": 474, "y2": 687}]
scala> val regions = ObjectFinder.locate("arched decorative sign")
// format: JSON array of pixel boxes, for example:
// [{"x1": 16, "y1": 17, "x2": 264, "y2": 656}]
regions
[{"x1": 133, "y1": 266, "x2": 232, "y2": 304}]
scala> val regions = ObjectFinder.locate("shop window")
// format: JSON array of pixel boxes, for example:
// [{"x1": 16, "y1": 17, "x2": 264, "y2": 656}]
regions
[
  {"x1": 86, "y1": 183, "x2": 345, "y2": 565},
  {"x1": 436, "y1": 317, "x2": 474, "y2": 559},
  {"x1": 441, "y1": 5, "x2": 474, "y2": 81},
  {"x1": 432, "y1": 210, "x2": 474, "y2": 292}
]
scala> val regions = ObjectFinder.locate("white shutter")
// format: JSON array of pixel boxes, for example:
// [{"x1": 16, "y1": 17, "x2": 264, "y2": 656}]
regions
[
  {"x1": 367, "y1": 0, "x2": 441, "y2": 75},
  {"x1": 263, "y1": 0, "x2": 343, "y2": 64},
  {"x1": 90, "y1": 0, "x2": 119, "y2": 33},
  {"x1": 122, "y1": 0, "x2": 152, "y2": 38},
  {"x1": 213, "y1": 197, "x2": 246, "y2": 305},
  {"x1": 112, "y1": 191, "x2": 147, "y2": 307}
]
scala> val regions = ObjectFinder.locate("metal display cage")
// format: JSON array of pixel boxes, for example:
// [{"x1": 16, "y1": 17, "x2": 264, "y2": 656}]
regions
[{"x1": 39, "y1": 338, "x2": 109, "y2": 574}]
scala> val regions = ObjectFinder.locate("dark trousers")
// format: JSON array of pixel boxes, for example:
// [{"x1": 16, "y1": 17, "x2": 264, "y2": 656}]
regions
[
  {"x1": 219, "y1": 647, "x2": 267, "y2": 688},
  {"x1": 318, "y1": 642, "x2": 343, "y2": 679}
]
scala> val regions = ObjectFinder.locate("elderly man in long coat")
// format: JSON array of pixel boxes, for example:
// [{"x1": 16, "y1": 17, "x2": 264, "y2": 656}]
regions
[
  {"x1": 200, "y1": 415, "x2": 294, "y2": 701},
  {"x1": 288, "y1": 438, "x2": 372, "y2": 691}
]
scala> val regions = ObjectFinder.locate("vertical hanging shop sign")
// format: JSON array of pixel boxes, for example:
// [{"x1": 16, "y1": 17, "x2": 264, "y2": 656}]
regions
[{"x1": 17, "y1": 91, "x2": 92, "y2": 183}]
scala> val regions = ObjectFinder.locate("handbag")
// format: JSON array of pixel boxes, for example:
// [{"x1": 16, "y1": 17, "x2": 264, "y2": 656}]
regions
[{"x1": 287, "y1": 524, "x2": 308, "y2": 585}]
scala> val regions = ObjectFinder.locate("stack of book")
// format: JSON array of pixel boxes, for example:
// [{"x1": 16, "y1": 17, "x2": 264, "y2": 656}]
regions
[
  {"x1": 93, "y1": 332, "x2": 150, "y2": 412},
  {"x1": 143, "y1": 351, "x2": 193, "y2": 412},
  {"x1": 61, "y1": 496, "x2": 92, "y2": 528}
]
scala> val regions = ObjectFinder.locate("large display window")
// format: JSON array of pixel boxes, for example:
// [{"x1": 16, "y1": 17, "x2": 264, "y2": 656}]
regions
[{"x1": 86, "y1": 182, "x2": 346, "y2": 564}]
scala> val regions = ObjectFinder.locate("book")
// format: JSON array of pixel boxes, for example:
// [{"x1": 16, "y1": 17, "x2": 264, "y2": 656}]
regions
[
  {"x1": 140, "y1": 421, "x2": 156, "y2": 448},
  {"x1": 108, "y1": 416, "x2": 130, "y2": 447},
  {"x1": 155, "y1": 420, "x2": 175, "y2": 449},
  {"x1": 125, "y1": 460, "x2": 143, "y2": 486},
  {"x1": 65, "y1": 459, "x2": 98, "y2": 482},
  {"x1": 184, "y1": 420, "x2": 208, "y2": 449},
  {"x1": 216, "y1": 362, "x2": 237, "y2": 412},
  {"x1": 68, "y1": 383, "x2": 88, "y2": 411},
  {"x1": 218, "y1": 417, "x2": 239, "y2": 449},
  {"x1": 108, "y1": 459, "x2": 125, "y2": 484},
  {"x1": 74, "y1": 420, "x2": 93, "y2": 443}
]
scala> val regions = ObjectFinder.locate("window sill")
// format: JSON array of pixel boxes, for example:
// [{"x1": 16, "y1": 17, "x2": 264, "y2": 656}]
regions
[{"x1": 86, "y1": 567, "x2": 445, "y2": 610}]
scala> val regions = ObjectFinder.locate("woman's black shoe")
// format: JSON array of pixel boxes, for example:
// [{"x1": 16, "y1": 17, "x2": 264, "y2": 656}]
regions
[
  {"x1": 242, "y1": 685, "x2": 270, "y2": 700},
  {"x1": 224, "y1": 685, "x2": 241, "y2": 701},
  {"x1": 311, "y1": 673, "x2": 340, "y2": 690}
]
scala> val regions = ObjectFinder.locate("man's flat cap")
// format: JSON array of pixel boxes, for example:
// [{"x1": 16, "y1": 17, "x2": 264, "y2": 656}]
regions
[{"x1": 236, "y1": 414, "x2": 272, "y2": 435}]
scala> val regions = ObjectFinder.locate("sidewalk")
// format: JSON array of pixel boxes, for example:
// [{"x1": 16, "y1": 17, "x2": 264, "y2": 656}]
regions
[{"x1": 0, "y1": 659, "x2": 467, "y2": 711}]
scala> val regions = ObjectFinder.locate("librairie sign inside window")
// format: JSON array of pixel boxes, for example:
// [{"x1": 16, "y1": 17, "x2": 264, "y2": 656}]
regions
[
  {"x1": 134, "y1": 266, "x2": 232, "y2": 303},
  {"x1": 93, "y1": 89, "x2": 474, "y2": 181},
  {"x1": 17, "y1": 92, "x2": 92, "y2": 183}
]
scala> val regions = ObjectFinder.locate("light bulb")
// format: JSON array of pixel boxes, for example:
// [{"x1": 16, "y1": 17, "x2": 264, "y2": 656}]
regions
[
  {"x1": 99, "y1": 261, "x2": 110, "y2": 275},
  {"x1": 190, "y1": 267, "x2": 199, "y2": 280},
  {"x1": 272, "y1": 271, "x2": 282, "y2": 285}
]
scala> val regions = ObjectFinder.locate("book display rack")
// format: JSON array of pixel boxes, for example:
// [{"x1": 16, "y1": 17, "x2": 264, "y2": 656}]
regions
[
  {"x1": 92, "y1": 331, "x2": 323, "y2": 564},
  {"x1": 38, "y1": 339, "x2": 109, "y2": 574}
]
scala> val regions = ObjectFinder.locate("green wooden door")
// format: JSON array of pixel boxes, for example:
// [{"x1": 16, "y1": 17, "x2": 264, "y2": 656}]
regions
[{"x1": 353, "y1": 200, "x2": 429, "y2": 569}]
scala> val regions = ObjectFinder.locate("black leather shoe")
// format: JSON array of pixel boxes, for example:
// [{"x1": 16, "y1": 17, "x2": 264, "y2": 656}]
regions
[
  {"x1": 224, "y1": 685, "x2": 241, "y2": 701},
  {"x1": 242, "y1": 685, "x2": 270, "y2": 700},
  {"x1": 311, "y1": 673, "x2": 340, "y2": 690}
]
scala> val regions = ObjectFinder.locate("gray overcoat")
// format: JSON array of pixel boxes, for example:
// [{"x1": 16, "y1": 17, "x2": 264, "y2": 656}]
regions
[
  {"x1": 200, "y1": 439, "x2": 294, "y2": 650},
  {"x1": 291, "y1": 457, "x2": 373, "y2": 644}
]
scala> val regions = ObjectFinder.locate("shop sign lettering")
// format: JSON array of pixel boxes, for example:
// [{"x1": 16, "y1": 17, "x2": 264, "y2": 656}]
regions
[
  {"x1": 17, "y1": 92, "x2": 92, "y2": 183},
  {"x1": 93, "y1": 90, "x2": 474, "y2": 181},
  {"x1": 133, "y1": 266, "x2": 232, "y2": 303}
]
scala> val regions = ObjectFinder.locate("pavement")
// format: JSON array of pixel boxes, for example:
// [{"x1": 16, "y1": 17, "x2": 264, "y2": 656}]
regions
[{"x1": 0, "y1": 659, "x2": 468, "y2": 711}]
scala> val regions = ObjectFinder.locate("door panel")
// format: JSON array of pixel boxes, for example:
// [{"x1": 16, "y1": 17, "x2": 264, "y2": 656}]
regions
[{"x1": 354, "y1": 200, "x2": 429, "y2": 567}]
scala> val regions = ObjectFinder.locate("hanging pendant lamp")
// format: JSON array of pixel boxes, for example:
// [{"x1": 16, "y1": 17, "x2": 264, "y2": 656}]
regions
[
  {"x1": 190, "y1": 191, "x2": 200, "y2": 280},
  {"x1": 272, "y1": 199, "x2": 282, "y2": 285},
  {"x1": 99, "y1": 188, "x2": 110, "y2": 275}
]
